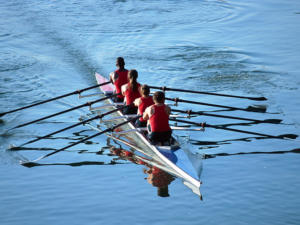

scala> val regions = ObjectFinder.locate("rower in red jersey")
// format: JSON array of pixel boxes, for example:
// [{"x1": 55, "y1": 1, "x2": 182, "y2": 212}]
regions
[
  {"x1": 134, "y1": 85, "x2": 154, "y2": 127},
  {"x1": 121, "y1": 69, "x2": 141, "y2": 114},
  {"x1": 143, "y1": 91, "x2": 172, "y2": 145},
  {"x1": 109, "y1": 57, "x2": 128, "y2": 102}
]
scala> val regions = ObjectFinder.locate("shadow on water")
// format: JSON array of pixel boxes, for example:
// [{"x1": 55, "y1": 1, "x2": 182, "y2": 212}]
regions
[
  {"x1": 190, "y1": 134, "x2": 298, "y2": 150},
  {"x1": 21, "y1": 160, "x2": 125, "y2": 168},
  {"x1": 204, "y1": 148, "x2": 300, "y2": 159}
]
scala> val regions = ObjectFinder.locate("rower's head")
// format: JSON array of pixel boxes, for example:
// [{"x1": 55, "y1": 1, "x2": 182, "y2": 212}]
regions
[
  {"x1": 141, "y1": 84, "x2": 150, "y2": 97},
  {"x1": 116, "y1": 57, "x2": 125, "y2": 69},
  {"x1": 128, "y1": 69, "x2": 138, "y2": 81},
  {"x1": 153, "y1": 91, "x2": 165, "y2": 104}
]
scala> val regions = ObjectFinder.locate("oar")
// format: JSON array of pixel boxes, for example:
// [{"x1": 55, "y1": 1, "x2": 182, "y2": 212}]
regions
[
  {"x1": 148, "y1": 85, "x2": 267, "y2": 101},
  {"x1": 166, "y1": 97, "x2": 266, "y2": 113},
  {"x1": 9, "y1": 93, "x2": 119, "y2": 130},
  {"x1": 0, "y1": 81, "x2": 111, "y2": 117},
  {"x1": 170, "y1": 118, "x2": 297, "y2": 140},
  {"x1": 12, "y1": 105, "x2": 128, "y2": 148},
  {"x1": 171, "y1": 109, "x2": 282, "y2": 124},
  {"x1": 20, "y1": 115, "x2": 141, "y2": 165}
]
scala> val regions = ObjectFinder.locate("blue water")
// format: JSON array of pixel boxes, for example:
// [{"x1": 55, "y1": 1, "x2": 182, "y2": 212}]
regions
[{"x1": 1, "y1": 0, "x2": 300, "y2": 224}]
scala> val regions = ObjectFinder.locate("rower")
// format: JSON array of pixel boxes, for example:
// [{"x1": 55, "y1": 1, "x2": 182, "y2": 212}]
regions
[
  {"x1": 143, "y1": 91, "x2": 172, "y2": 145},
  {"x1": 121, "y1": 69, "x2": 141, "y2": 114},
  {"x1": 109, "y1": 57, "x2": 128, "y2": 102},
  {"x1": 134, "y1": 85, "x2": 154, "y2": 127}
]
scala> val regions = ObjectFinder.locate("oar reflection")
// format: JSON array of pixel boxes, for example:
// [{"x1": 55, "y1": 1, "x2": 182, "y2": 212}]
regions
[{"x1": 203, "y1": 148, "x2": 300, "y2": 159}]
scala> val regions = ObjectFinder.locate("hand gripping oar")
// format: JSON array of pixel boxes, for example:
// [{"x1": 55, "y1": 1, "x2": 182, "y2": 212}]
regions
[
  {"x1": 11, "y1": 105, "x2": 128, "y2": 149},
  {"x1": 20, "y1": 115, "x2": 141, "y2": 166},
  {"x1": 0, "y1": 81, "x2": 111, "y2": 117},
  {"x1": 148, "y1": 85, "x2": 267, "y2": 101},
  {"x1": 166, "y1": 97, "x2": 267, "y2": 113},
  {"x1": 169, "y1": 118, "x2": 297, "y2": 140},
  {"x1": 9, "y1": 93, "x2": 119, "y2": 130},
  {"x1": 171, "y1": 109, "x2": 282, "y2": 124}
]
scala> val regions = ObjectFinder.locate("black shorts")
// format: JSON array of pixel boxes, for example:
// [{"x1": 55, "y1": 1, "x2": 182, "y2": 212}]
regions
[
  {"x1": 123, "y1": 105, "x2": 138, "y2": 115},
  {"x1": 149, "y1": 130, "x2": 172, "y2": 145}
]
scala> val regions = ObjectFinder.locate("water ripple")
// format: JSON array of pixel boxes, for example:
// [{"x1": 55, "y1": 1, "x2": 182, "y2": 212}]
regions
[{"x1": 0, "y1": 51, "x2": 37, "y2": 72}]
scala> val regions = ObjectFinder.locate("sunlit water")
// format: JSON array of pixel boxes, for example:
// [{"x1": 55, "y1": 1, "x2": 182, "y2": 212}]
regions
[{"x1": 1, "y1": 0, "x2": 300, "y2": 224}]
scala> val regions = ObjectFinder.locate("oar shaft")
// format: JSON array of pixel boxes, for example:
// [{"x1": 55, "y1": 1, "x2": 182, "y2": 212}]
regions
[
  {"x1": 21, "y1": 115, "x2": 101, "y2": 146},
  {"x1": 170, "y1": 118, "x2": 279, "y2": 139},
  {"x1": 35, "y1": 115, "x2": 141, "y2": 161},
  {"x1": 0, "y1": 81, "x2": 111, "y2": 117},
  {"x1": 19, "y1": 104, "x2": 126, "y2": 147},
  {"x1": 166, "y1": 97, "x2": 244, "y2": 111},
  {"x1": 149, "y1": 85, "x2": 267, "y2": 101},
  {"x1": 206, "y1": 124, "x2": 277, "y2": 138},
  {"x1": 11, "y1": 94, "x2": 118, "y2": 130},
  {"x1": 13, "y1": 104, "x2": 88, "y2": 130},
  {"x1": 172, "y1": 109, "x2": 264, "y2": 123}
]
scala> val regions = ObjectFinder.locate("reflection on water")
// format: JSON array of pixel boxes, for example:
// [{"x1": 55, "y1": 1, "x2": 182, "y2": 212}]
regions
[{"x1": 110, "y1": 147, "x2": 175, "y2": 198}]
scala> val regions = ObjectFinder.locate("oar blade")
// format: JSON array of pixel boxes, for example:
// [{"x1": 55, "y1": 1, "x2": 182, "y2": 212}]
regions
[
  {"x1": 20, "y1": 161, "x2": 40, "y2": 168},
  {"x1": 245, "y1": 105, "x2": 267, "y2": 113},
  {"x1": 263, "y1": 119, "x2": 282, "y2": 124},
  {"x1": 277, "y1": 134, "x2": 298, "y2": 139},
  {"x1": 249, "y1": 97, "x2": 268, "y2": 101}
]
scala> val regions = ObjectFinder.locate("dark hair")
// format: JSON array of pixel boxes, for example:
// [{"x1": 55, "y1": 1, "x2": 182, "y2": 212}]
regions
[
  {"x1": 128, "y1": 69, "x2": 138, "y2": 91},
  {"x1": 153, "y1": 91, "x2": 165, "y2": 103},
  {"x1": 116, "y1": 57, "x2": 125, "y2": 67},
  {"x1": 141, "y1": 84, "x2": 150, "y2": 96}
]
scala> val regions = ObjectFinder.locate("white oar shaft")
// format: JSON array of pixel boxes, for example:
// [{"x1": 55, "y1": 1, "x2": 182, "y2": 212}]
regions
[
  {"x1": 79, "y1": 93, "x2": 104, "y2": 98},
  {"x1": 89, "y1": 103, "x2": 124, "y2": 111},
  {"x1": 111, "y1": 126, "x2": 204, "y2": 135}
]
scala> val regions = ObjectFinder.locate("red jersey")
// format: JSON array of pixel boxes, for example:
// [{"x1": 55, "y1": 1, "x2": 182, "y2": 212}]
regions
[
  {"x1": 138, "y1": 96, "x2": 154, "y2": 122},
  {"x1": 113, "y1": 69, "x2": 128, "y2": 99},
  {"x1": 124, "y1": 83, "x2": 141, "y2": 105},
  {"x1": 149, "y1": 167, "x2": 174, "y2": 188},
  {"x1": 149, "y1": 104, "x2": 171, "y2": 132}
]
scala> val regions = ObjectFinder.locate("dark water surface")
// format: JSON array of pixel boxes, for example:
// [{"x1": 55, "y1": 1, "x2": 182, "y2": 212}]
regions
[{"x1": 1, "y1": 0, "x2": 300, "y2": 224}]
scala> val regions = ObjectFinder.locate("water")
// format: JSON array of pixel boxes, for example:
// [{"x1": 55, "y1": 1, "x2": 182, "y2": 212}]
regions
[{"x1": 1, "y1": 0, "x2": 300, "y2": 224}]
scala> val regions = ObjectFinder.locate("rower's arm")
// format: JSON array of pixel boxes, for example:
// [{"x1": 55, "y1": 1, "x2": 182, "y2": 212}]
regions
[
  {"x1": 134, "y1": 98, "x2": 141, "y2": 107},
  {"x1": 166, "y1": 105, "x2": 171, "y2": 116},
  {"x1": 109, "y1": 72, "x2": 115, "y2": 83},
  {"x1": 121, "y1": 84, "x2": 127, "y2": 96},
  {"x1": 143, "y1": 106, "x2": 150, "y2": 121}
]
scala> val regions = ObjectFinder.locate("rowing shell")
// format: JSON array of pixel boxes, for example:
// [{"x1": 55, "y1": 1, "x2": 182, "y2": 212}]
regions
[{"x1": 90, "y1": 73, "x2": 202, "y2": 197}]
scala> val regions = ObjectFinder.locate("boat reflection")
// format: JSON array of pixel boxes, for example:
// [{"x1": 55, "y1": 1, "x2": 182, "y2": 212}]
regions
[{"x1": 110, "y1": 147, "x2": 196, "y2": 198}]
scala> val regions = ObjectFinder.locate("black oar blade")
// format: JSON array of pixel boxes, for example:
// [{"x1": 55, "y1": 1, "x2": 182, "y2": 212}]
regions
[
  {"x1": 263, "y1": 119, "x2": 282, "y2": 124},
  {"x1": 7, "y1": 145, "x2": 22, "y2": 151},
  {"x1": 20, "y1": 161, "x2": 40, "y2": 168},
  {"x1": 246, "y1": 105, "x2": 267, "y2": 113},
  {"x1": 277, "y1": 134, "x2": 298, "y2": 139},
  {"x1": 249, "y1": 97, "x2": 268, "y2": 101}
]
